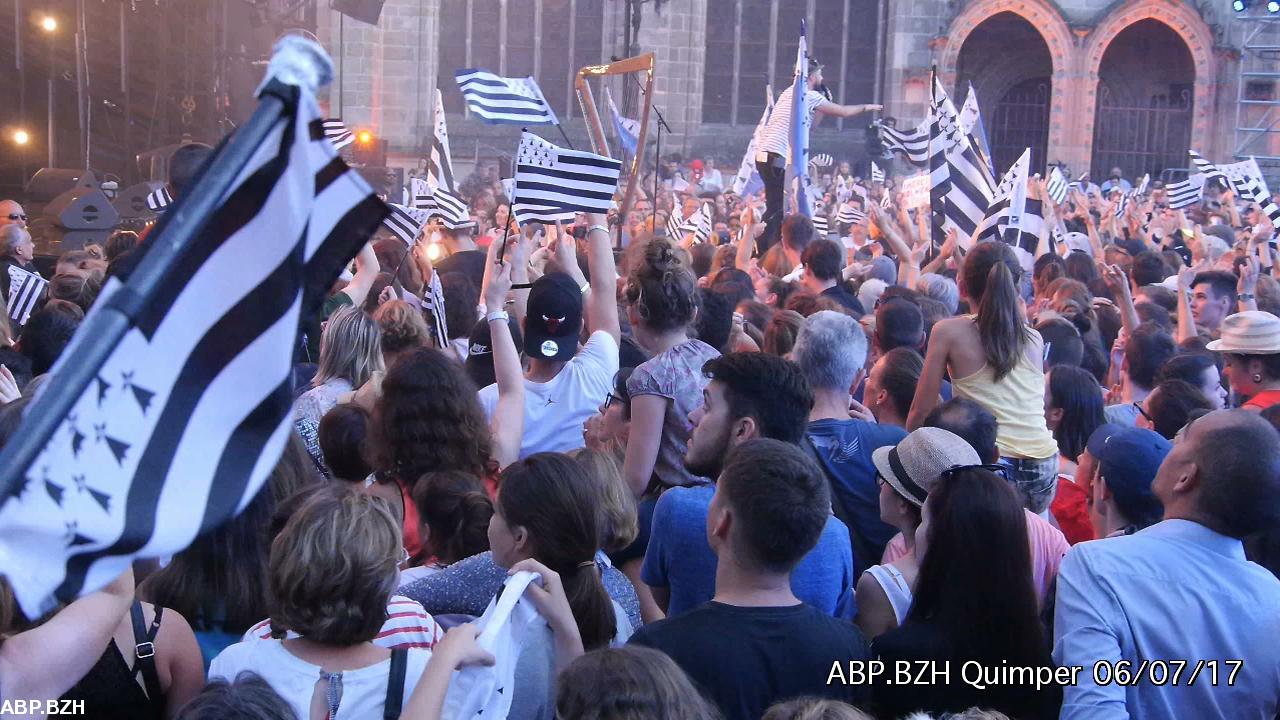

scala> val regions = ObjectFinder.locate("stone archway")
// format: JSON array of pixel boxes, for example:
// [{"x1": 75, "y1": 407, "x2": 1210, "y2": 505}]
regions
[
  {"x1": 1081, "y1": 2, "x2": 1217, "y2": 175},
  {"x1": 939, "y1": 0, "x2": 1073, "y2": 171},
  {"x1": 955, "y1": 12, "x2": 1054, "y2": 175}
]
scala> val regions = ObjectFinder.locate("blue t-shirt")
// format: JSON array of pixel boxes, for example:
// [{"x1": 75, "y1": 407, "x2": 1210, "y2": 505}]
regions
[
  {"x1": 641, "y1": 485, "x2": 855, "y2": 619},
  {"x1": 806, "y1": 418, "x2": 908, "y2": 576}
]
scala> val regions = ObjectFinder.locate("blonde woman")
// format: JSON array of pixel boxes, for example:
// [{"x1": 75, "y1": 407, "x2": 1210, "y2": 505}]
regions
[{"x1": 293, "y1": 305, "x2": 384, "y2": 474}]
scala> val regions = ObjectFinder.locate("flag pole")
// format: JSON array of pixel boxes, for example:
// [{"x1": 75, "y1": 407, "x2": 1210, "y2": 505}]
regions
[
  {"x1": 554, "y1": 122, "x2": 575, "y2": 151},
  {"x1": 0, "y1": 81, "x2": 298, "y2": 504},
  {"x1": 498, "y1": 176, "x2": 515, "y2": 265},
  {"x1": 928, "y1": 64, "x2": 939, "y2": 255}
]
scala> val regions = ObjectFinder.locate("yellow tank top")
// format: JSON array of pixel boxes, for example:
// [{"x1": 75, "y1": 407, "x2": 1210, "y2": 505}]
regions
[{"x1": 950, "y1": 328, "x2": 1059, "y2": 460}]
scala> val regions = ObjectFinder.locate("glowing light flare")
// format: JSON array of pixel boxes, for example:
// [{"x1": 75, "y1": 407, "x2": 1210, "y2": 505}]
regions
[
  {"x1": 40, "y1": 16, "x2": 57, "y2": 32},
  {"x1": 12, "y1": 130, "x2": 30, "y2": 146}
]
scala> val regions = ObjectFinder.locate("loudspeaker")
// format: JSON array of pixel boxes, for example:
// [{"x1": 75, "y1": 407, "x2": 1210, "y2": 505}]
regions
[
  {"x1": 24, "y1": 168, "x2": 96, "y2": 204},
  {"x1": 44, "y1": 187, "x2": 120, "y2": 230},
  {"x1": 114, "y1": 182, "x2": 166, "y2": 219},
  {"x1": 332, "y1": 0, "x2": 385, "y2": 25}
]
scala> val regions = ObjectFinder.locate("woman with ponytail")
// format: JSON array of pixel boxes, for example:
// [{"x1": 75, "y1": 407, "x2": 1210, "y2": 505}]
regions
[
  {"x1": 488, "y1": 452, "x2": 634, "y2": 719},
  {"x1": 906, "y1": 242, "x2": 1060, "y2": 513},
  {"x1": 622, "y1": 237, "x2": 721, "y2": 497}
]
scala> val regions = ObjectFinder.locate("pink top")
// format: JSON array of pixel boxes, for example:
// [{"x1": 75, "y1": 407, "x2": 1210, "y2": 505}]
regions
[{"x1": 881, "y1": 509, "x2": 1068, "y2": 604}]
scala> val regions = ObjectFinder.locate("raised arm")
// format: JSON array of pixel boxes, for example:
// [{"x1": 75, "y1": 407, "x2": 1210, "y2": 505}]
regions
[
  {"x1": 483, "y1": 248, "x2": 526, "y2": 469},
  {"x1": 1176, "y1": 260, "x2": 1207, "y2": 344},
  {"x1": 1102, "y1": 263, "x2": 1140, "y2": 336},
  {"x1": 817, "y1": 101, "x2": 883, "y2": 119},
  {"x1": 735, "y1": 198, "x2": 763, "y2": 270},
  {"x1": 583, "y1": 213, "x2": 621, "y2": 344},
  {"x1": 340, "y1": 242, "x2": 381, "y2": 308},
  {"x1": 905, "y1": 319, "x2": 953, "y2": 430}
]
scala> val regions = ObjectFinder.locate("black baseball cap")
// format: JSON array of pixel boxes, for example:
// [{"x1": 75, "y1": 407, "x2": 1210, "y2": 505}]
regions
[
  {"x1": 524, "y1": 272, "x2": 583, "y2": 362},
  {"x1": 465, "y1": 316, "x2": 524, "y2": 389}
]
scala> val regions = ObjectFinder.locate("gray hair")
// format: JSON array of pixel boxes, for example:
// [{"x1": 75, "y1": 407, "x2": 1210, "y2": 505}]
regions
[
  {"x1": 792, "y1": 310, "x2": 867, "y2": 392},
  {"x1": 0, "y1": 225, "x2": 31, "y2": 259},
  {"x1": 917, "y1": 273, "x2": 959, "y2": 314},
  {"x1": 315, "y1": 305, "x2": 385, "y2": 389}
]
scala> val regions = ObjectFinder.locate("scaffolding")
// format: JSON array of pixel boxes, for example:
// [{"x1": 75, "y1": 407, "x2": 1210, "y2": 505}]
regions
[{"x1": 1234, "y1": 12, "x2": 1280, "y2": 185}]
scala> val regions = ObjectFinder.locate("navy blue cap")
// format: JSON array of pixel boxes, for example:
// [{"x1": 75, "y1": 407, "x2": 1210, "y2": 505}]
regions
[
  {"x1": 1095, "y1": 427, "x2": 1171, "y2": 525},
  {"x1": 1086, "y1": 423, "x2": 1126, "y2": 458}
]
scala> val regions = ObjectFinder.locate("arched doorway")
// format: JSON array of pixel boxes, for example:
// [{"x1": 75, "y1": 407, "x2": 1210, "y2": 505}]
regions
[
  {"x1": 956, "y1": 12, "x2": 1052, "y2": 175},
  {"x1": 1091, "y1": 19, "x2": 1194, "y2": 179}
]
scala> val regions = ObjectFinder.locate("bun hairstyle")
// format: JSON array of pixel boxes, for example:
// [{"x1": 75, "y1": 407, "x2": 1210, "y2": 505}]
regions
[
  {"x1": 624, "y1": 238, "x2": 699, "y2": 332},
  {"x1": 411, "y1": 471, "x2": 493, "y2": 565},
  {"x1": 963, "y1": 241, "x2": 1033, "y2": 381}
]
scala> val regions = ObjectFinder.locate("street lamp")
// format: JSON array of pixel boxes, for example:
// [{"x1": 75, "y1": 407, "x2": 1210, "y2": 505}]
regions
[
  {"x1": 39, "y1": 16, "x2": 57, "y2": 32},
  {"x1": 12, "y1": 130, "x2": 30, "y2": 146}
]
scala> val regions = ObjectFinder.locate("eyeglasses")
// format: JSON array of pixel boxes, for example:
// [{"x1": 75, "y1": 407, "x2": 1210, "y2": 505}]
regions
[
  {"x1": 1132, "y1": 400, "x2": 1152, "y2": 423},
  {"x1": 939, "y1": 463, "x2": 1010, "y2": 481},
  {"x1": 5, "y1": 214, "x2": 26, "y2": 222},
  {"x1": 603, "y1": 392, "x2": 624, "y2": 410}
]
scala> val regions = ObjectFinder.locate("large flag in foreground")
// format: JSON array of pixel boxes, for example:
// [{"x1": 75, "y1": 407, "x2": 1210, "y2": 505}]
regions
[
  {"x1": 511, "y1": 131, "x2": 621, "y2": 226},
  {"x1": 455, "y1": 69, "x2": 559, "y2": 125},
  {"x1": 0, "y1": 37, "x2": 387, "y2": 617}
]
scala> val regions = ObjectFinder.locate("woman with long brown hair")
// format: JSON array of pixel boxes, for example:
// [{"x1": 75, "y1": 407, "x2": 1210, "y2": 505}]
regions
[{"x1": 906, "y1": 241, "x2": 1059, "y2": 513}]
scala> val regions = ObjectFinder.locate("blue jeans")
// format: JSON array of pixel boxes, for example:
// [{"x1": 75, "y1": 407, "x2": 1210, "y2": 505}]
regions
[{"x1": 999, "y1": 455, "x2": 1060, "y2": 514}]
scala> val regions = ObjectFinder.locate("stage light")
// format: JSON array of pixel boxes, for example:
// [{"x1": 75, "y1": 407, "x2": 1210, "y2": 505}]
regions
[
  {"x1": 1269, "y1": 0, "x2": 1279, "y2": 12},
  {"x1": 357, "y1": 130, "x2": 373, "y2": 145},
  {"x1": 39, "y1": 16, "x2": 57, "y2": 32},
  {"x1": 12, "y1": 130, "x2": 29, "y2": 146}
]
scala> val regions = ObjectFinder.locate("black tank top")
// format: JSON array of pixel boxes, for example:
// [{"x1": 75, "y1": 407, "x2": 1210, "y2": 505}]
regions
[{"x1": 60, "y1": 638, "x2": 157, "y2": 718}]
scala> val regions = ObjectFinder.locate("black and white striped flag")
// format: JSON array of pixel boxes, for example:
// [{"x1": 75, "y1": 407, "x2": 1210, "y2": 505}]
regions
[
  {"x1": 321, "y1": 118, "x2": 354, "y2": 149},
  {"x1": 974, "y1": 148, "x2": 1042, "y2": 257},
  {"x1": 665, "y1": 207, "x2": 684, "y2": 239},
  {"x1": 812, "y1": 153, "x2": 834, "y2": 169},
  {"x1": 837, "y1": 205, "x2": 866, "y2": 226},
  {"x1": 1113, "y1": 191, "x2": 1130, "y2": 218},
  {"x1": 870, "y1": 162, "x2": 885, "y2": 184},
  {"x1": 422, "y1": 270, "x2": 448, "y2": 349},
  {"x1": 455, "y1": 69, "x2": 558, "y2": 125},
  {"x1": 1132, "y1": 173, "x2": 1150, "y2": 198},
  {"x1": 410, "y1": 178, "x2": 469, "y2": 230},
  {"x1": 678, "y1": 202, "x2": 713, "y2": 244},
  {"x1": 428, "y1": 89, "x2": 456, "y2": 192},
  {"x1": 146, "y1": 185, "x2": 173, "y2": 213},
  {"x1": 1045, "y1": 167, "x2": 1068, "y2": 205},
  {"x1": 929, "y1": 76, "x2": 995, "y2": 248},
  {"x1": 511, "y1": 131, "x2": 620, "y2": 226},
  {"x1": 1190, "y1": 151, "x2": 1280, "y2": 230},
  {"x1": 0, "y1": 42, "x2": 388, "y2": 617},
  {"x1": 878, "y1": 118, "x2": 929, "y2": 166},
  {"x1": 6, "y1": 266, "x2": 47, "y2": 326},
  {"x1": 1167, "y1": 173, "x2": 1205, "y2": 209},
  {"x1": 383, "y1": 203, "x2": 430, "y2": 246},
  {"x1": 880, "y1": 193, "x2": 892, "y2": 209},
  {"x1": 812, "y1": 215, "x2": 829, "y2": 237}
]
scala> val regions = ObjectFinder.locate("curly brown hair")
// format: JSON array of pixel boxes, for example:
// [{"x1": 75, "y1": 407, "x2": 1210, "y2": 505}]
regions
[
  {"x1": 369, "y1": 347, "x2": 493, "y2": 481},
  {"x1": 624, "y1": 237, "x2": 699, "y2": 332},
  {"x1": 411, "y1": 471, "x2": 493, "y2": 565},
  {"x1": 267, "y1": 483, "x2": 399, "y2": 645}
]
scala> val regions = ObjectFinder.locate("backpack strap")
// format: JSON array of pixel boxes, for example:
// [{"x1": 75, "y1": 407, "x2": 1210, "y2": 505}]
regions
[
  {"x1": 129, "y1": 601, "x2": 165, "y2": 719},
  {"x1": 384, "y1": 647, "x2": 409, "y2": 720}
]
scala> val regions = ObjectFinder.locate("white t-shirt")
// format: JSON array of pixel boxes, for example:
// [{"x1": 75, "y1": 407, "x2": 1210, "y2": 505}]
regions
[
  {"x1": 210, "y1": 639, "x2": 431, "y2": 720},
  {"x1": 478, "y1": 331, "x2": 619, "y2": 458},
  {"x1": 757, "y1": 86, "x2": 826, "y2": 159}
]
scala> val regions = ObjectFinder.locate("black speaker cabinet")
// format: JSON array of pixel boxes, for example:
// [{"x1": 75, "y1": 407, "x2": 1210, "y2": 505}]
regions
[
  {"x1": 114, "y1": 182, "x2": 166, "y2": 219},
  {"x1": 44, "y1": 187, "x2": 120, "y2": 230}
]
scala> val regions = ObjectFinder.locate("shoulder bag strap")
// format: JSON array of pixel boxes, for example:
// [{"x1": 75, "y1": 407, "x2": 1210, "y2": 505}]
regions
[
  {"x1": 130, "y1": 601, "x2": 165, "y2": 719},
  {"x1": 384, "y1": 647, "x2": 409, "y2": 720}
]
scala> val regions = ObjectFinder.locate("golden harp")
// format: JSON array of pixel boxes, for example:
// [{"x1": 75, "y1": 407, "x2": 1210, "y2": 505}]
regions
[{"x1": 575, "y1": 52, "x2": 655, "y2": 242}]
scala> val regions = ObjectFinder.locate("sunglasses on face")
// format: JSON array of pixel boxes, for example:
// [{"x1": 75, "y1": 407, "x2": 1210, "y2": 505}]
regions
[{"x1": 5, "y1": 214, "x2": 26, "y2": 222}]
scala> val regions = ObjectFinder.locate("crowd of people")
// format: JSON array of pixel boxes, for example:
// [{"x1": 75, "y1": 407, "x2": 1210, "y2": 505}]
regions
[{"x1": 0, "y1": 132, "x2": 1279, "y2": 720}]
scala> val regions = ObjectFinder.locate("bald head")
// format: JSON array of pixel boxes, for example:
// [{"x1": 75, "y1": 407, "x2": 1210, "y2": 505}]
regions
[
  {"x1": 0, "y1": 200, "x2": 26, "y2": 230},
  {"x1": 1154, "y1": 409, "x2": 1280, "y2": 538}
]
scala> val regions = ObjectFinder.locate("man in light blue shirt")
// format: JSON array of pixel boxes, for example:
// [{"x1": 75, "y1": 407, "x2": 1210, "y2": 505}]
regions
[{"x1": 1054, "y1": 410, "x2": 1280, "y2": 719}]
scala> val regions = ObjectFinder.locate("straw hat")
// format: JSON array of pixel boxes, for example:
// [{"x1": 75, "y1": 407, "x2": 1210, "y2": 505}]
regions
[
  {"x1": 871, "y1": 427, "x2": 981, "y2": 507},
  {"x1": 1205, "y1": 311, "x2": 1280, "y2": 355}
]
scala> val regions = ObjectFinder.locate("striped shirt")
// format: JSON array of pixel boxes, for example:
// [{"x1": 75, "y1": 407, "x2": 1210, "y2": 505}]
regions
[
  {"x1": 757, "y1": 86, "x2": 826, "y2": 158},
  {"x1": 241, "y1": 595, "x2": 443, "y2": 650}
]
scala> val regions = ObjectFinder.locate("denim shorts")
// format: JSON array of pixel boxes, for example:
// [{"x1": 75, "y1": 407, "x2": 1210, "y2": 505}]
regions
[{"x1": 998, "y1": 455, "x2": 1060, "y2": 514}]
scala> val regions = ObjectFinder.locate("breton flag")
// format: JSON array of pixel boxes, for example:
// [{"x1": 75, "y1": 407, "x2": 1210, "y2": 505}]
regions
[
  {"x1": 422, "y1": 270, "x2": 448, "y2": 349},
  {"x1": 1045, "y1": 167, "x2": 1068, "y2": 205},
  {"x1": 6, "y1": 266, "x2": 47, "y2": 326},
  {"x1": 146, "y1": 185, "x2": 173, "y2": 213},
  {"x1": 878, "y1": 117, "x2": 930, "y2": 166},
  {"x1": 1166, "y1": 173, "x2": 1206, "y2": 210},
  {"x1": 733, "y1": 86, "x2": 775, "y2": 196},
  {"x1": 410, "y1": 178, "x2": 470, "y2": 230},
  {"x1": 837, "y1": 204, "x2": 866, "y2": 226},
  {"x1": 605, "y1": 87, "x2": 640, "y2": 159},
  {"x1": 321, "y1": 118, "x2": 354, "y2": 149},
  {"x1": 455, "y1": 69, "x2": 559, "y2": 126},
  {"x1": 812, "y1": 214, "x2": 830, "y2": 237},
  {"x1": 880, "y1": 192, "x2": 893, "y2": 209},
  {"x1": 812, "y1": 153, "x2": 835, "y2": 169},
  {"x1": 0, "y1": 37, "x2": 387, "y2": 618},
  {"x1": 929, "y1": 75, "x2": 996, "y2": 248},
  {"x1": 973, "y1": 148, "x2": 1043, "y2": 258},
  {"x1": 428, "y1": 89, "x2": 456, "y2": 192},
  {"x1": 511, "y1": 132, "x2": 621, "y2": 226},
  {"x1": 665, "y1": 206, "x2": 684, "y2": 239},
  {"x1": 870, "y1": 162, "x2": 885, "y2": 184},
  {"x1": 959, "y1": 83, "x2": 995, "y2": 176},
  {"x1": 678, "y1": 202, "x2": 713, "y2": 244},
  {"x1": 1189, "y1": 151, "x2": 1280, "y2": 229},
  {"x1": 789, "y1": 20, "x2": 813, "y2": 218},
  {"x1": 1132, "y1": 173, "x2": 1150, "y2": 198},
  {"x1": 1113, "y1": 192, "x2": 1131, "y2": 218},
  {"x1": 383, "y1": 203, "x2": 430, "y2": 246}
]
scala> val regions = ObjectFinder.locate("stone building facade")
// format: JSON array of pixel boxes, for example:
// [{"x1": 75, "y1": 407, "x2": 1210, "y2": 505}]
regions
[{"x1": 316, "y1": 0, "x2": 1278, "y2": 183}]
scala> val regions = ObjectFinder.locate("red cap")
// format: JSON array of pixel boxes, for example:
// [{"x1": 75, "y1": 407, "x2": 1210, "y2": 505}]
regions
[{"x1": 689, "y1": 159, "x2": 704, "y2": 171}]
